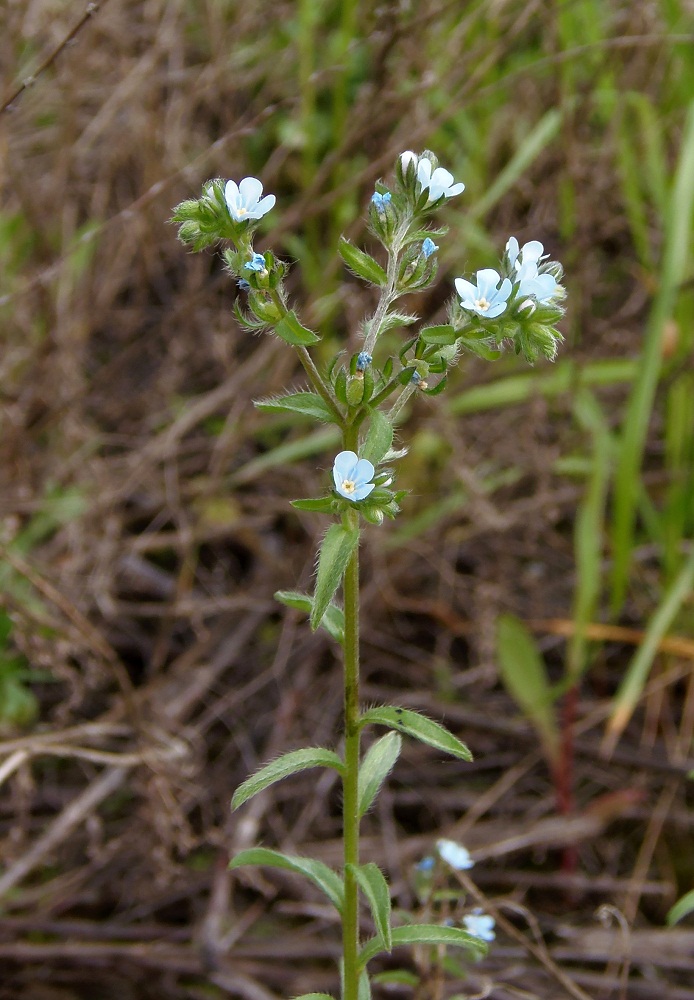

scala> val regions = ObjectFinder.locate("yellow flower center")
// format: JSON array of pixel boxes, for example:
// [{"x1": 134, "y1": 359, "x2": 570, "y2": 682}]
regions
[
  {"x1": 474, "y1": 296, "x2": 490, "y2": 312},
  {"x1": 341, "y1": 479, "x2": 356, "y2": 494}
]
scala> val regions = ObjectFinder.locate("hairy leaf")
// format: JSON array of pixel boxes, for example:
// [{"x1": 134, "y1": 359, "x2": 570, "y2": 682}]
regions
[
  {"x1": 231, "y1": 747, "x2": 344, "y2": 810},
  {"x1": 348, "y1": 862, "x2": 392, "y2": 951},
  {"x1": 359, "y1": 706, "x2": 472, "y2": 761},
  {"x1": 358, "y1": 732, "x2": 401, "y2": 817},
  {"x1": 255, "y1": 392, "x2": 334, "y2": 422},
  {"x1": 311, "y1": 524, "x2": 359, "y2": 631},
  {"x1": 230, "y1": 848, "x2": 343, "y2": 912},
  {"x1": 359, "y1": 923, "x2": 487, "y2": 966},
  {"x1": 275, "y1": 590, "x2": 344, "y2": 644}
]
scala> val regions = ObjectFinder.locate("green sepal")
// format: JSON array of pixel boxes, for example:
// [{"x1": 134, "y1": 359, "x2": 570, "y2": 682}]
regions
[
  {"x1": 358, "y1": 732, "x2": 402, "y2": 817},
  {"x1": 398, "y1": 336, "x2": 419, "y2": 363},
  {"x1": 346, "y1": 375, "x2": 366, "y2": 407},
  {"x1": 311, "y1": 523, "x2": 360, "y2": 631},
  {"x1": 381, "y1": 357, "x2": 394, "y2": 381},
  {"x1": 230, "y1": 848, "x2": 344, "y2": 913},
  {"x1": 274, "y1": 310, "x2": 321, "y2": 346},
  {"x1": 422, "y1": 376, "x2": 448, "y2": 396},
  {"x1": 338, "y1": 238, "x2": 388, "y2": 287},
  {"x1": 334, "y1": 369, "x2": 348, "y2": 405},
  {"x1": 347, "y1": 862, "x2": 392, "y2": 952},
  {"x1": 275, "y1": 590, "x2": 344, "y2": 645},
  {"x1": 359, "y1": 706, "x2": 472, "y2": 761},
  {"x1": 420, "y1": 324, "x2": 456, "y2": 346},
  {"x1": 359, "y1": 924, "x2": 487, "y2": 966},
  {"x1": 255, "y1": 391, "x2": 335, "y2": 423},
  {"x1": 231, "y1": 747, "x2": 345, "y2": 810},
  {"x1": 361, "y1": 409, "x2": 394, "y2": 465}
]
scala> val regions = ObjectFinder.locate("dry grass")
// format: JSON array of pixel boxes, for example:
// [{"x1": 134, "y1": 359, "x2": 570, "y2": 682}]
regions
[{"x1": 1, "y1": 1, "x2": 693, "y2": 998}]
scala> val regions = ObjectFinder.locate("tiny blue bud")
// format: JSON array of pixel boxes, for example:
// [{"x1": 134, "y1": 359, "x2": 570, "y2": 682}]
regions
[
  {"x1": 421, "y1": 237, "x2": 438, "y2": 259},
  {"x1": 237, "y1": 278, "x2": 250, "y2": 291},
  {"x1": 410, "y1": 370, "x2": 422, "y2": 385},
  {"x1": 245, "y1": 253, "x2": 267, "y2": 272},
  {"x1": 416, "y1": 856, "x2": 435, "y2": 872},
  {"x1": 371, "y1": 191, "x2": 392, "y2": 213},
  {"x1": 356, "y1": 351, "x2": 372, "y2": 371}
]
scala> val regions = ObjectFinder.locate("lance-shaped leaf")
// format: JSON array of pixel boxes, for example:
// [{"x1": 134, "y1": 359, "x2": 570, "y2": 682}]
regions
[
  {"x1": 496, "y1": 614, "x2": 559, "y2": 767},
  {"x1": 358, "y1": 732, "x2": 401, "y2": 817},
  {"x1": 231, "y1": 747, "x2": 344, "y2": 810},
  {"x1": 255, "y1": 392, "x2": 334, "y2": 423},
  {"x1": 274, "y1": 310, "x2": 321, "y2": 346},
  {"x1": 338, "y1": 238, "x2": 387, "y2": 287},
  {"x1": 311, "y1": 523, "x2": 360, "y2": 631},
  {"x1": 358, "y1": 969, "x2": 371, "y2": 1000},
  {"x1": 347, "y1": 862, "x2": 392, "y2": 951},
  {"x1": 359, "y1": 706, "x2": 472, "y2": 761},
  {"x1": 359, "y1": 923, "x2": 487, "y2": 966},
  {"x1": 361, "y1": 410, "x2": 394, "y2": 466},
  {"x1": 275, "y1": 591, "x2": 344, "y2": 645},
  {"x1": 290, "y1": 497, "x2": 337, "y2": 513},
  {"x1": 230, "y1": 848, "x2": 344, "y2": 912}
]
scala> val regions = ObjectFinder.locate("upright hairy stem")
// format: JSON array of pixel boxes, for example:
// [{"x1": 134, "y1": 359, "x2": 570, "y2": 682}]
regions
[{"x1": 342, "y1": 427, "x2": 361, "y2": 1000}]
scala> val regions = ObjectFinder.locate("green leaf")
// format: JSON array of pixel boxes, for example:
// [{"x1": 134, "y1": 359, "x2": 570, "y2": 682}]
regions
[
  {"x1": 361, "y1": 410, "x2": 394, "y2": 466},
  {"x1": 359, "y1": 923, "x2": 487, "y2": 966},
  {"x1": 338, "y1": 238, "x2": 387, "y2": 286},
  {"x1": 358, "y1": 732, "x2": 401, "y2": 817},
  {"x1": 290, "y1": 497, "x2": 337, "y2": 513},
  {"x1": 293, "y1": 995, "x2": 336, "y2": 1000},
  {"x1": 348, "y1": 862, "x2": 392, "y2": 951},
  {"x1": 311, "y1": 523, "x2": 360, "y2": 631},
  {"x1": 230, "y1": 848, "x2": 343, "y2": 912},
  {"x1": 371, "y1": 971, "x2": 419, "y2": 988},
  {"x1": 423, "y1": 375, "x2": 448, "y2": 397},
  {"x1": 255, "y1": 392, "x2": 334, "y2": 422},
  {"x1": 420, "y1": 324, "x2": 456, "y2": 346},
  {"x1": 358, "y1": 969, "x2": 371, "y2": 1000},
  {"x1": 359, "y1": 706, "x2": 472, "y2": 761},
  {"x1": 231, "y1": 747, "x2": 344, "y2": 810},
  {"x1": 274, "y1": 591, "x2": 344, "y2": 645},
  {"x1": 274, "y1": 310, "x2": 321, "y2": 346},
  {"x1": 496, "y1": 614, "x2": 559, "y2": 766},
  {"x1": 667, "y1": 889, "x2": 694, "y2": 925}
]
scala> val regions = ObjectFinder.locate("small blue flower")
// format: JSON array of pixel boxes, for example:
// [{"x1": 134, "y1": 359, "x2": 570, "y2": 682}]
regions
[
  {"x1": 244, "y1": 253, "x2": 267, "y2": 272},
  {"x1": 371, "y1": 191, "x2": 392, "y2": 214},
  {"x1": 463, "y1": 909, "x2": 495, "y2": 943},
  {"x1": 421, "y1": 237, "x2": 438, "y2": 259},
  {"x1": 237, "y1": 278, "x2": 251, "y2": 291},
  {"x1": 516, "y1": 261, "x2": 559, "y2": 304},
  {"x1": 416, "y1": 856, "x2": 435, "y2": 872},
  {"x1": 332, "y1": 451, "x2": 376, "y2": 502},
  {"x1": 455, "y1": 269, "x2": 512, "y2": 319},
  {"x1": 225, "y1": 177, "x2": 276, "y2": 223},
  {"x1": 416, "y1": 157, "x2": 465, "y2": 201},
  {"x1": 436, "y1": 838, "x2": 474, "y2": 870},
  {"x1": 356, "y1": 351, "x2": 372, "y2": 371},
  {"x1": 410, "y1": 370, "x2": 422, "y2": 385}
]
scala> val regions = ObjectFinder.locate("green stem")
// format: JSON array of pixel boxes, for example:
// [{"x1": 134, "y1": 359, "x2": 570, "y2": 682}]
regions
[
  {"x1": 342, "y1": 427, "x2": 361, "y2": 1000},
  {"x1": 363, "y1": 220, "x2": 410, "y2": 355}
]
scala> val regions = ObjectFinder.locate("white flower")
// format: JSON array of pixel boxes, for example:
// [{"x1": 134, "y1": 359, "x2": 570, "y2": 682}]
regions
[
  {"x1": 463, "y1": 909, "x2": 495, "y2": 942},
  {"x1": 436, "y1": 838, "x2": 474, "y2": 870},
  {"x1": 416, "y1": 157, "x2": 465, "y2": 201},
  {"x1": 224, "y1": 177, "x2": 276, "y2": 222},
  {"x1": 506, "y1": 237, "x2": 547, "y2": 270},
  {"x1": 455, "y1": 269, "x2": 512, "y2": 318}
]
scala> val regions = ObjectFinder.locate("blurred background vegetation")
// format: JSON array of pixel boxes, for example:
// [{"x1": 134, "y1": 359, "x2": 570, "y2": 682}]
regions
[{"x1": 0, "y1": 1, "x2": 693, "y2": 998}]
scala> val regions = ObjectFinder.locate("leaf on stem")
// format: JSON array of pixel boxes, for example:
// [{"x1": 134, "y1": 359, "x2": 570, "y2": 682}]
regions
[
  {"x1": 311, "y1": 523, "x2": 360, "y2": 631},
  {"x1": 255, "y1": 392, "x2": 335, "y2": 422},
  {"x1": 275, "y1": 590, "x2": 344, "y2": 645},
  {"x1": 347, "y1": 862, "x2": 392, "y2": 951},
  {"x1": 359, "y1": 706, "x2": 472, "y2": 761},
  {"x1": 230, "y1": 848, "x2": 344, "y2": 912},
  {"x1": 358, "y1": 732, "x2": 401, "y2": 817},
  {"x1": 274, "y1": 310, "x2": 321, "y2": 346},
  {"x1": 338, "y1": 238, "x2": 387, "y2": 286},
  {"x1": 361, "y1": 409, "x2": 394, "y2": 465},
  {"x1": 231, "y1": 747, "x2": 345, "y2": 810},
  {"x1": 420, "y1": 324, "x2": 456, "y2": 346},
  {"x1": 359, "y1": 923, "x2": 487, "y2": 967}
]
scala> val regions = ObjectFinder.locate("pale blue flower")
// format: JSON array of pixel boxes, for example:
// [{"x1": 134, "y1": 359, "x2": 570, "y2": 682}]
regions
[
  {"x1": 421, "y1": 237, "x2": 438, "y2": 258},
  {"x1": 455, "y1": 269, "x2": 512, "y2": 319},
  {"x1": 244, "y1": 253, "x2": 267, "y2": 272},
  {"x1": 516, "y1": 260, "x2": 559, "y2": 304},
  {"x1": 372, "y1": 191, "x2": 392, "y2": 212},
  {"x1": 463, "y1": 910, "x2": 496, "y2": 942},
  {"x1": 356, "y1": 351, "x2": 372, "y2": 370},
  {"x1": 436, "y1": 838, "x2": 474, "y2": 870},
  {"x1": 416, "y1": 856, "x2": 435, "y2": 872},
  {"x1": 332, "y1": 451, "x2": 376, "y2": 502},
  {"x1": 506, "y1": 237, "x2": 546, "y2": 270},
  {"x1": 225, "y1": 177, "x2": 276, "y2": 222},
  {"x1": 416, "y1": 157, "x2": 465, "y2": 201}
]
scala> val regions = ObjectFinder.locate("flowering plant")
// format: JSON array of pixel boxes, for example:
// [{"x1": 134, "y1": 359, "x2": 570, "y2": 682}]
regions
[{"x1": 171, "y1": 149, "x2": 565, "y2": 1000}]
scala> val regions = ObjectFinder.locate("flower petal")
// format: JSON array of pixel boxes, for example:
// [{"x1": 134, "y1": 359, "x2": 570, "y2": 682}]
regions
[
  {"x1": 417, "y1": 158, "x2": 432, "y2": 187},
  {"x1": 238, "y1": 176, "x2": 264, "y2": 206},
  {"x1": 353, "y1": 458, "x2": 375, "y2": 486},
  {"x1": 333, "y1": 451, "x2": 359, "y2": 481},
  {"x1": 475, "y1": 268, "x2": 501, "y2": 300},
  {"x1": 454, "y1": 277, "x2": 477, "y2": 302},
  {"x1": 352, "y1": 482, "x2": 375, "y2": 501},
  {"x1": 486, "y1": 301, "x2": 508, "y2": 318},
  {"x1": 248, "y1": 194, "x2": 276, "y2": 219},
  {"x1": 520, "y1": 240, "x2": 545, "y2": 264},
  {"x1": 506, "y1": 236, "x2": 519, "y2": 265},
  {"x1": 445, "y1": 181, "x2": 465, "y2": 197}
]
